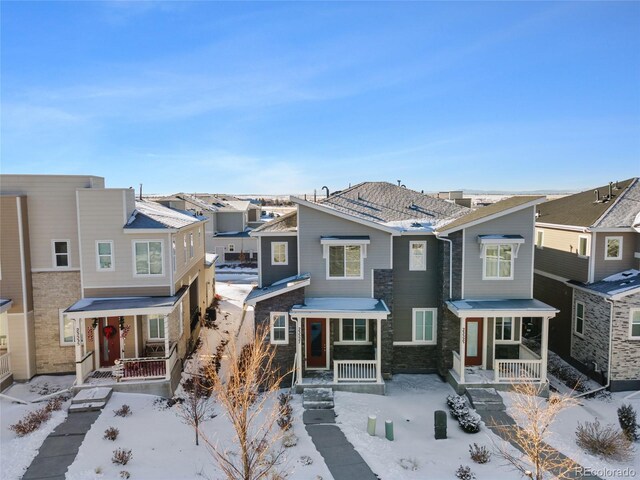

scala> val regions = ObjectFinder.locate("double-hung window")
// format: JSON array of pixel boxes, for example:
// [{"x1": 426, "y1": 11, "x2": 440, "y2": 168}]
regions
[
  {"x1": 134, "y1": 241, "x2": 163, "y2": 275},
  {"x1": 412, "y1": 309, "x2": 437, "y2": 344},
  {"x1": 605, "y1": 236, "x2": 623, "y2": 260},
  {"x1": 575, "y1": 301, "x2": 585, "y2": 336},
  {"x1": 271, "y1": 242, "x2": 288, "y2": 265},
  {"x1": 409, "y1": 241, "x2": 427, "y2": 271},
  {"x1": 630, "y1": 310, "x2": 640, "y2": 339},
  {"x1": 53, "y1": 240, "x2": 70, "y2": 268},
  {"x1": 484, "y1": 244, "x2": 513, "y2": 279},
  {"x1": 59, "y1": 310, "x2": 75, "y2": 346},
  {"x1": 148, "y1": 315, "x2": 165, "y2": 340},
  {"x1": 189, "y1": 233, "x2": 194, "y2": 259},
  {"x1": 329, "y1": 245, "x2": 362, "y2": 279},
  {"x1": 270, "y1": 313, "x2": 288, "y2": 344},
  {"x1": 340, "y1": 318, "x2": 368, "y2": 342},
  {"x1": 495, "y1": 317, "x2": 516, "y2": 342},
  {"x1": 578, "y1": 235, "x2": 589, "y2": 257},
  {"x1": 96, "y1": 241, "x2": 114, "y2": 271}
]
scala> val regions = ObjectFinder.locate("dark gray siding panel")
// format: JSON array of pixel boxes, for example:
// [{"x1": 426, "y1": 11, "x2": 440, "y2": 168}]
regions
[
  {"x1": 533, "y1": 273, "x2": 573, "y2": 358},
  {"x1": 261, "y1": 236, "x2": 298, "y2": 286},
  {"x1": 534, "y1": 248, "x2": 589, "y2": 282},
  {"x1": 593, "y1": 231, "x2": 639, "y2": 281}
]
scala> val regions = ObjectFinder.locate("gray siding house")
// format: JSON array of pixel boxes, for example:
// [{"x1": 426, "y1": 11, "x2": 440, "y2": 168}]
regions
[{"x1": 247, "y1": 182, "x2": 558, "y2": 394}]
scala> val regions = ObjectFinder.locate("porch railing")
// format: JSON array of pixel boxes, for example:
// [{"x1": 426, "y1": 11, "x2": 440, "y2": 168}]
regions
[
  {"x1": 76, "y1": 351, "x2": 94, "y2": 384},
  {"x1": 166, "y1": 343, "x2": 178, "y2": 379},
  {"x1": 452, "y1": 351, "x2": 461, "y2": 378},
  {"x1": 494, "y1": 359, "x2": 542, "y2": 382},
  {"x1": 334, "y1": 360, "x2": 378, "y2": 383},
  {"x1": 114, "y1": 356, "x2": 166, "y2": 380},
  {"x1": 0, "y1": 351, "x2": 10, "y2": 379}
]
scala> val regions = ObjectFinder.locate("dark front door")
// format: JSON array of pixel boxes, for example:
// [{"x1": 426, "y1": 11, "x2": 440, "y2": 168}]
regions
[
  {"x1": 306, "y1": 318, "x2": 326, "y2": 368},
  {"x1": 99, "y1": 317, "x2": 121, "y2": 367},
  {"x1": 465, "y1": 317, "x2": 483, "y2": 366}
]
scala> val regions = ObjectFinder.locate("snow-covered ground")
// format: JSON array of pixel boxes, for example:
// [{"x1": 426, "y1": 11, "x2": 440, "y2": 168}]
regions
[{"x1": 1, "y1": 375, "x2": 74, "y2": 480}]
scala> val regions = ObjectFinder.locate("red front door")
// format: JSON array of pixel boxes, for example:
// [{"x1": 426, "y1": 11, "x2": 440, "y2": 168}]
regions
[
  {"x1": 306, "y1": 318, "x2": 326, "y2": 368},
  {"x1": 465, "y1": 317, "x2": 483, "y2": 366},
  {"x1": 99, "y1": 317, "x2": 121, "y2": 367}
]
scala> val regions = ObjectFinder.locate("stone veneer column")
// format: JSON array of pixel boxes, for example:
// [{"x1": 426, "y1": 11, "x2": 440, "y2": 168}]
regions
[{"x1": 374, "y1": 269, "x2": 394, "y2": 379}]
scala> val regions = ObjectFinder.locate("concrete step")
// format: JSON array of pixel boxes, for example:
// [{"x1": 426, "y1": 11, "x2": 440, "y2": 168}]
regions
[
  {"x1": 71, "y1": 387, "x2": 112, "y2": 405},
  {"x1": 68, "y1": 401, "x2": 106, "y2": 413},
  {"x1": 303, "y1": 387, "x2": 334, "y2": 409},
  {"x1": 466, "y1": 388, "x2": 505, "y2": 412}
]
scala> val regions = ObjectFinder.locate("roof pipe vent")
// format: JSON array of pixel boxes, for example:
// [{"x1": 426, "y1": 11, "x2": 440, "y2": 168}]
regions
[
  {"x1": 594, "y1": 189, "x2": 600, "y2": 203},
  {"x1": 322, "y1": 186, "x2": 329, "y2": 199},
  {"x1": 401, "y1": 184, "x2": 406, "y2": 188},
  {"x1": 397, "y1": 180, "x2": 401, "y2": 186},
  {"x1": 139, "y1": 183, "x2": 143, "y2": 200},
  {"x1": 608, "y1": 181, "x2": 613, "y2": 199},
  {"x1": 614, "y1": 180, "x2": 620, "y2": 190}
]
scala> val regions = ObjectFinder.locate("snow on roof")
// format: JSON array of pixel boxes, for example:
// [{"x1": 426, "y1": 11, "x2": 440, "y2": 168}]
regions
[
  {"x1": 65, "y1": 288, "x2": 187, "y2": 315},
  {"x1": 252, "y1": 211, "x2": 297, "y2": 233},
  {"x1": 205, "y1": 253, "x2": 219, "y2": 267},
  {"x1": 125, "y1": 200, "x2": 203, "y2": 230},
  {"x1": 291, "y1": 297, "x2": 390, "y2": 316},
  {"x1": 245, "y1": 273, "x2": 310, "y2": 305},
  {"x1": 569, "y1": 269, "x2": 640, "y2": 299},
  {"x1": 448, "y1": 298, "x2": 558, "y2": 315}
]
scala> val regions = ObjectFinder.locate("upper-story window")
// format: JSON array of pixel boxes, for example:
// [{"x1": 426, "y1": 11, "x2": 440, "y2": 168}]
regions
[
  {"x1": 409, "y1": 241, "x2": 427, "y2": 271},
  {"x1": 52, "y1": 240, "x2": 70, "y2": 268},
  {"x1": 535, "y1": 230, "x2": 544, "y2": 249},
  {"x1": 183, "y1": 235, "x2": 188, "y2": 263},
  {"x1": 484, "y1": 244, "x2": 513, "y2": 279},
  {"x1": 189, "y1": 233, "x2": 194, "y2": 259},
  {"x1": 578, "y1": 235, "x2": 589, "y2": 257},
  {"x1": 96, "y1": 241, "x2": 114, "y2": 271},
  {"x1": 134, "y1": 241, "x2": 163, "y2": 275},
  {"x1": 271, "y1": 242, "x2": 288, "y2": 265},
  {"x1": 329, "y1": 245, "x2": 362, "y2": 279},
  {"x1": 605, "y1": 236, "x2": 623, "y2": 260},
  {"x1": 630, "y1": 309, "x2": 640, "y2": 339}
]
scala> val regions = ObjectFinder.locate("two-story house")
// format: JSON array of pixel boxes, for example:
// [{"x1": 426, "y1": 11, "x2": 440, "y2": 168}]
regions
[
  {"x1": 246, "y1": 182, "x2": 557, "y2": 394},
  {"x1": 0, "y1": 175, "x2": 215, "y2": 396},
  {"x1": 534, "y1": 178, "x2": 640, "y2": 391}
]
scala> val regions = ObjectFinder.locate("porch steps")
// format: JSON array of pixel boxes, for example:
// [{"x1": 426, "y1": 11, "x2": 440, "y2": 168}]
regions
[
  {"x1": 303, "y1": 387, "x2": 334, "y2": 409},
  {"x1": 465, "y1": 388, "x2": 505, "y2": 412},
  {"x1": 69, "y1": 387, "x2": 113, "y2": 413}
]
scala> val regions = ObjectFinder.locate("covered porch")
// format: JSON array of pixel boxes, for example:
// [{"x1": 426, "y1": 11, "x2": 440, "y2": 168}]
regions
[
  {"x1": 64, "y1": 289, "x2": 187, "y2": 395},
  {"x1": 290, "y1": 297, "x2": 389, "y2": 394},
  {"x1": 446, "y1": 299, "x2": 558, "y2": 393}
]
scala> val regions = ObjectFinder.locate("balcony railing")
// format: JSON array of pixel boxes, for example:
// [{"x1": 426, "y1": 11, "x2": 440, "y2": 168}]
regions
[
  {"x1": 334, "y1": 360, "x2": 378, "y2": 383},
  {"x1": 0, "y1": 352, "x2": 10, "y2": 380}
]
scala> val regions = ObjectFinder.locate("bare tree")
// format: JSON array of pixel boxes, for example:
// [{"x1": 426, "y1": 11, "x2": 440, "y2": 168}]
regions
[
  {"x1": 177, "y1": 365, "x2": 215, "y2": 446},
  {"x1": 201, "y1": 326, "x2": 290, "y2": 480},
  {"x1": 492, "y1": 380, "x2": 577, "y2": 480}
]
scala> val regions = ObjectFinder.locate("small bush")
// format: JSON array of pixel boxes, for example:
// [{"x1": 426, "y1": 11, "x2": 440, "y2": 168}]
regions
[
  {"x1": 468, "y1": 443, "x2": 491, "y2": 463},
  {"x1": 45, "y1": 397, "x2": 63, "y2": 412},
  {"x1": 114, "y1": 405, "x2": 132, "y2": 417},
  {"x1": 282, "y1": 432, "x2": 298, "y2": 448},
  {"x1": 9, "y1": 407, "x2": 52, "y2": 437},
  {"x1": 120, "y1": 471, "x2": 130, "y2": 479},
  {"x1": 299, "y1": 455, "x2": 313, "y2": 466},
  {"x1": 398, "y1": 458, "x2": 419, "y2": 471},
  {"x1": 618, "y1": 404, "x2": 639, "y2": 442},
  {"x1": 455, "y1": 465, "x2": 476, "y2": 480},
  {"x1": 104, "y1": 427, "x2": 119, "y2": 441},
  {"x1": 447, "y1": 394, "x2": 467, "y2": 418},
  {"x1": 459, "y1": 411, "x2": 482, "y2": 434},
  {"x1": 277, "y1": 392, "x2": 293, "y2": 431},
  {"x1": 112, "y1": 448, "x2": 133, "y2": 465},
  {"x1": 575, "y1": 419, "x2": 633, "y2": 461}
]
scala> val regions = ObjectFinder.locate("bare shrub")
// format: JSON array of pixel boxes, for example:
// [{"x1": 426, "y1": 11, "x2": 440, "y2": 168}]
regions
[
  {"x1": 455, "y1": 465, "x2": 476, "y2": 480},
  {"x1": 398, "y1": 458, "x2": 419, "y2": 471},
  {"x1": 114, "y1": 405, "x2": 132, "y2": 417},
  {"x1": 45, "y1": 397, "x2": 63, "y2": 412},
  {"x1": 177, "y1": 371, "x2": 215, "y2": 446},
  {"x1": 468, "y1": 443, "x2": 491, "y2": 463},
  {"x1": 575, "y1": 418, "x2": 634, "y2": 461},
  {"x1": 119, "y1": 471, "x2": 130, "y2": 479},
  {"x1": 9, "y1": 407, "x2": 52, "y2": 437},
  {"x1": 112, "y1": 448, "x2": 133, "y2": 465},
  {"x1": 104, "y1": 427, "x2": 119, "y2": 441}
]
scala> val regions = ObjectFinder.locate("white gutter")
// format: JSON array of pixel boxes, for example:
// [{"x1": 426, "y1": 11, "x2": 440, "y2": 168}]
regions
[
  {"x1": 436, "y1": 235, "x2": 453, "y2": 299},
  {"x1": 576, "y1": 298, "x2": 614, "y2": 398}
]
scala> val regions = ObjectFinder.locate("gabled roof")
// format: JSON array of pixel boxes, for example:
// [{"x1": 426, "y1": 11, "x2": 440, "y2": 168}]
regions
[
  {"x1": 125, "y1": 200, "x2": 204, "y2": 230},
  {"x1": 251, "y1": 211, "x2": 297, "y2": 234},
  {"x1": 437, "y1": 195, "x2": 545, "y2": 234},
  {"x1": 536, "y1": 178, "x2": 638, "y2": 228},
  {"x1": 293, "y1": 182, "x2": 469, "y2": 233}
]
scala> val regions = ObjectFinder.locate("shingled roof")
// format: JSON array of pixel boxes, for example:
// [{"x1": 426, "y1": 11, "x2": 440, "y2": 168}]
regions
[
  {"x1": 252, "y1": 211, "x2": 297, "y2": 234},
  {"x1": 125, "y1": 200, "x2": 204, "y2": 230},
  {"x1": 536, "y1": 178, "x2": 638, "y2": 228}
]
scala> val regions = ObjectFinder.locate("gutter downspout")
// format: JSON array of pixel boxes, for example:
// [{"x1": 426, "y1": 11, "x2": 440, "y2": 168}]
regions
[
  {"x1": 290, "y1": 316, "x2": 302, "y2": 389},
  {"x1": 576, "y1": 298, "x2": 614, "y2": 398},
  {"x1": 436, "y1": 235, "x2": 453, "y2": 299}
]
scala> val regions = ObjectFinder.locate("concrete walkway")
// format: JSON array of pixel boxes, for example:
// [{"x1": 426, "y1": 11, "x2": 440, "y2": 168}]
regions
[
  {"x1": 303, "y1": 409, "x2": 378, "y2": 480},
  {"x1": 22, "y1": 411, "x2": 100, "y2": 480}
]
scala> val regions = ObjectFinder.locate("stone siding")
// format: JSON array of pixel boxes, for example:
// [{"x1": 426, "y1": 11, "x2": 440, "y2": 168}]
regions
[
  {"x1": 571, "y1": 289, "x2": 611, "y2": 377},
  {"x1": 610, "y1": 292, "x2": 640, "y2": 383},
  {"x1": 32, "y1": 271, "x2": 81, "y2": 373},
  {"x1": 393, "y1": 345, "x2": 438, "y2": 373},
  {"x1": 374, "y1": 269, "x2": 393, "y2": 379},
  {"x1": 437, "y1": 306, "x2": 460, "y2": 376}
]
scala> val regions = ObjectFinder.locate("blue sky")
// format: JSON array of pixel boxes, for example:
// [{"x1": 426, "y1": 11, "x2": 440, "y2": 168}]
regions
[{"x1": 1, "y1": 2, "x2": 638, "y2": 194}]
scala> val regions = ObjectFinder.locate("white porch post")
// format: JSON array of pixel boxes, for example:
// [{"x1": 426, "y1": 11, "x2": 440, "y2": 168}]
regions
[
  {"x1": 540, "y1": 316, "x2": 550, "y2": 384},
  {"x1": 376, "y1": 318, "x2": 382, "y2": 383},
  {"x1": 119, "y1": 317, "x2": 126, "y2": 359},
  {"x1": 295, "y1": 317, "x2": 302, "y2": 385},
  {"x1": 74, "y1": 318, "x2": 84, "y2": 385},
  {"x1": 93, "y1": 319, "x2": 99, "y2": 370},
  {"x1": 164, "y1": 314, "x2": 171, "y2": 380},
  {"x1": 459, "y1": 316, "x2": 465, "y2": 384},
  {"x1": 134, "y1": 315, "x2": 139, "y2": 358}
]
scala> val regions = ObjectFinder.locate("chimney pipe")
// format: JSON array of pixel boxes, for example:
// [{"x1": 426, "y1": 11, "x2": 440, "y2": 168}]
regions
[
  {"x1": 594, "y1": 189, "x2": 600, "y2": 202},
  {"x1": 322, "y1": 186, "x2": 329, "y2": 198},
  {"x1": 608, "y1": 182, "x2": 613, "y2": 199},
  {"x1": 314, "y1": 189, "x2": 317, "y2": 203},
  {"x1": 139, "y1": 183, "x2": 143, "y2": 200},
  {"x1": 615, "y1": 180, "x2": 620, "y2": 190},
  {"x1": 397, "y1": 180, "x2": 401, "y2": 186}
]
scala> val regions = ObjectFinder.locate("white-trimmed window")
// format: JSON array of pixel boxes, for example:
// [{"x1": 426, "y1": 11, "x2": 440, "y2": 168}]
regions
[
  {"x1": 340, "y1": 318, "x2": 368, "y2": 342},
  {"x1": 575, "y1": 301, "x2": 585, "y2": 336},
  {"x1": 630, "y1": 309, "x2": 640, "y2": 339},
  {"x1": 59, "y1": 310, "x2": 74, "y2": 346},
  {"x1": 605, "y1": 236, "x2": 623, "y2": 260},
  {"x1": 52, "y1": 240, "x2": 70, "y2": 268},
  {"x1": 270, "y1": 312, "x2": 288, "y2": 344},
  {"x1": 96, "y1": 241, "x2": 114, "y2": 271},
  {"x1": 328, "y1": 245, "x2": 363, "y2": 279},
  {"x1": 228, "y1": 244, "x2": 236, "y2": 253},
  {"x1": 483, "y1": 244, "x2": 513, "y2": 280},
  {"x1": 409, "y1": 241, "x2": 427, "y2": 271},
  {"x1": 412, "y1": 308, "x2": 437, "y2": 344},
  {"x1": 147, "y1": 315, "x2": 165, "y2": 340},
  {"x1": 271, "y1": 242, "x2": 288, "y2": 265},
  {"x1": 189, "y1": 233, "x2": 194, "y2": 258},
  {"x1": 535, "y1": 230, "x2": 544, "y2": 249},
  {"x1": 134, "y1": 241, "x2": 163, "y2": 275},
  {"x1": 183, "y1": 235, "x2": 188, "y2": 263},
  {"x1": 578, "y1": 235, "x2": 589, "y2": 257},
  {"x1": 495, "y1": 317, "x2": 517, "y2": 342}
]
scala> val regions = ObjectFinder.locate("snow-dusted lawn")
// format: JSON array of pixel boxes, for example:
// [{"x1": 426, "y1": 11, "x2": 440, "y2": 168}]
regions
[
  {"x1": 503, "y1": 390, "x2": 640, "y2": 479},
  {"x1": 1, "y1": 375, "x2": 74, "y2": 480},
  {"x1": 334, "y1": 375, "x2": 520, "y2": 480}
]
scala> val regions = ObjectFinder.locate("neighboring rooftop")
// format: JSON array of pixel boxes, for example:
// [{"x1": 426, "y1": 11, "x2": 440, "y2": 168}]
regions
[
  {"x1": 65, "y1": 286, "x2": 188, "y2": 316},
  {"x1": 568, "y1": 269, "x2": 640, "y2": 299},
  {"x1": 252, "y1": 211, "x2": 297, "y2": 234},
  {"x1": 536, "y1": 178, "x2": 638, "y2": 228},
  {"x1": 125, "y1": 200, "x2": 204, "y2": 230},
  {"x1": 245, "y1": 273, "x2": 310, "y2": 305},
  {"x1": 291, "y1": 297, "x2": 390, "y2": 317}
]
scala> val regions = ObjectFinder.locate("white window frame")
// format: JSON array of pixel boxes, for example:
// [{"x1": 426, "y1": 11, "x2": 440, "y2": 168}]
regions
[
  {"x1": 189, "y1": 232, "x2": 194, "y2": 259},
  {"x1": 629, "y1": 309, "x2": 640, "y2": 340},
  {"x1": 409, "y1": 241, "x2": 427, "y2": 271},
  {"x1": 270, "y1": 312, "x2": 288, "y2": 345},
  {"x1": 172, "y1": 239, "x2": 176, "y2": 273},
  {"x1": 183, "y1": 235, "x2": 188, "y2": 263},
  {"x1": 133, "y1": 240, "x2": 164, "y2": 277},
  {"x1": 59, "y1": 309, "x2": 75, "y2": 346},
  {"x1": 228, "y1": 244, "x2": 236, "y2": 253},
  {"x1": 96, "y1": 240, "x2": 114, "y2": 271},
  {"x1": 535, "y1": 230, "x2": 544, "y2": 249},
  {"x1": 411, "y1": 308, "x2": 437, "y2": 344},
  {"x1": 52, "y1": 239, "x2": 71, "y2": 268},
  {"x1": 574, "y1": 301, "x2": 585, "y2": 337},
  {"x1": 578, "y1": 235, "x2": 589, "y2": 258},
  {"x1": 482, "y1": 244, "x2": 515, "y2": 280},
  {"x1": 604, "y1": 236, "x2": 623, "y2": 260},
  {"x1": 271, "y1": 242, "x2": 288, "y2": 266},
  {"x1": 338, "y1": 318, "x2": 370, "y2": 343},
  {"x1": 147, "y1": 315, "x2": 166, "y2": 341},
  {"x1": 494, "y1": 317, "x2": 519, "y2": 344},
  {"x1": 326, "y1": 244, "x2": 364, "y2": 280}
]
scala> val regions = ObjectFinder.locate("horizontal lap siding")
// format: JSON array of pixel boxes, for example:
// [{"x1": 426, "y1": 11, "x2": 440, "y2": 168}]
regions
[
  {"x1": 261, "y1": 236, "x2": 298, "y2": 286},
  {"x1": 593, "y1": 232, "x2": 639, "y2": 281},
  {"x1": 216, "y1": 212, "x2": 244, "y2": 233},
  {"x1": 534, "y1": 227, "x2": 589, "y2": 282},
  {"x1": 0, "y1": 197, "x2": 28, "y2": 312}
]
